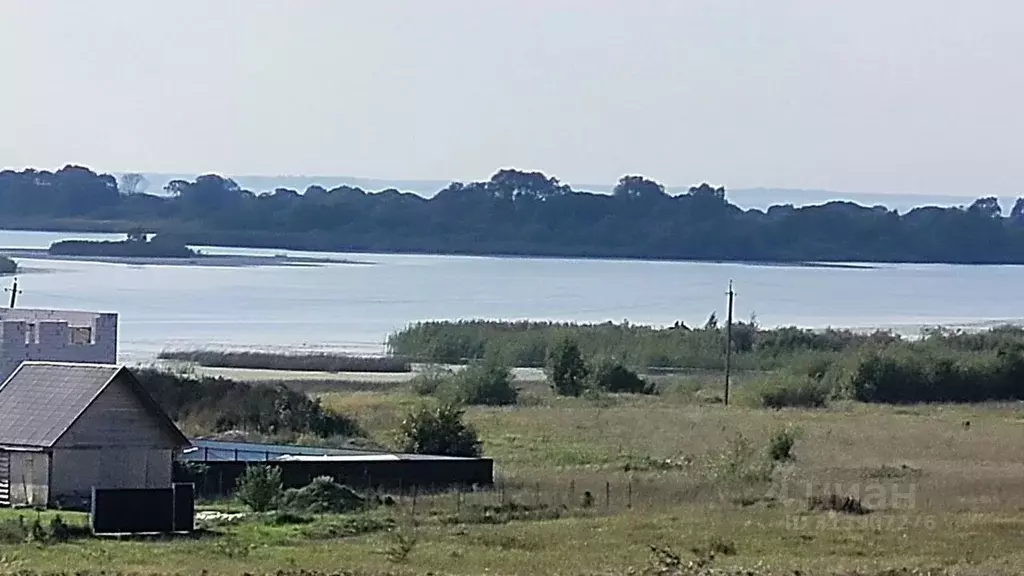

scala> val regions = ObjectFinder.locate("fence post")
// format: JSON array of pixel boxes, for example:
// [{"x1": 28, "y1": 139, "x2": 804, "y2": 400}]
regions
[
  {"x1": 411, "y1": 485, "x2": 418, "y2": 518},
  {"x1": 569, "y1": 479, "x2": 575, "y2": 505},
  {"x1": 535, "y1": 482, "x2": 541, "y2": 507},
  {"x1": 628, "y1": 479, "x2": 633, "y2": 510},
  {"x1": 605, "y1": 481, "x2": 611, "y2": 510}
]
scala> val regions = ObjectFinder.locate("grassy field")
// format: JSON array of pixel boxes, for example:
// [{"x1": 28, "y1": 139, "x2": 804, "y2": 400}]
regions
[{"x1": 2, "y1": 372, "x2": 1024, "y2": 575}]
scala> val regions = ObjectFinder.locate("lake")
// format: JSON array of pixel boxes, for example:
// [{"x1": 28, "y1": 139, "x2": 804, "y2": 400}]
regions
[{"x1": 0, "y1": 229, "x2": 1021, "y2": 363}]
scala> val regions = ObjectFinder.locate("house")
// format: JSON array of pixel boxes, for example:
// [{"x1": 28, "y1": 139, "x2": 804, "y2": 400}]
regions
[
  {"x1": 0, "y1": 362, "x2": 189, "y2": 509},
  {"x1": 0, "y1": 308, "x2": 118, "y2": 383}
]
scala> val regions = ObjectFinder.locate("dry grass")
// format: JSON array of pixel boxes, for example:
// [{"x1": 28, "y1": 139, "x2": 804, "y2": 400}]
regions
[
  {"x1": 3, "y1": 375, "x2": 1024, "y2": 575},
  {"x1": 320, "y1": 386, "x2": 1024, "y2": 517}
]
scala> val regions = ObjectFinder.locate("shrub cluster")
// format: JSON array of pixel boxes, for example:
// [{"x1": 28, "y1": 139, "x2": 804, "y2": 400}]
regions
[
  {"x1": 752, "y1": 375, "x2": 831, "y2": 409},
  {"x1": 235, "y1": 468, "x2": 377, "y2": 516},
  {"x1": 134, "y1": 369, "x2": 363, "y2": 439},
  {"x1": 443, "y1": 357, "x2": 518, "y2": 406},
  {"x1": 399, "y1": 404, "x2": 482, "y2": 458},
  {"x1": 387, "y1": 319, "x2": 893, "y2": 369},
  {"x1": 848, "y1": 345, "x2": 1024, "y2": 404},
  {"x1": 236, "y1": 465, "x2": 283, "y2": 512},
  {"x1": 590, "y1": 357, "x2": 657, "y2": 395},
  {"x1": 395, "y1": 320, "x2": 1024, "y2": 407},
  {"x1": 412, "y1": 357, "x2": 519, "y2": 406},
  {"x1": 751, "y1": 328, "x2": 1024, "y2": 407},
  {"x1": 547, "y1": 336, "x2": 655, "y2": 397}
]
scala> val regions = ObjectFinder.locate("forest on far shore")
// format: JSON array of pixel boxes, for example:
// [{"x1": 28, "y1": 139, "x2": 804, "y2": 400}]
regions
[{"x1": 1, "y1": 165, "x2": 1023, "y2": 264}]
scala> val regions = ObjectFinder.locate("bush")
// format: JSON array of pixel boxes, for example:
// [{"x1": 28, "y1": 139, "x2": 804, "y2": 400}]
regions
[
  {"x1": 848, "y1": 346, "x2": 1024, "y2": 404},
  {"x1": 443, "y1": 356, "x2": 518, "y2": 406},
  {"x1": 753, "y1": 376, "x2": 830, "y2": 409},
  {"x1": 236, "y1": 465, "x2": 283, "y2": 512},
  {"x1": 134, "y1": 369, "x2": 364, "y2": 439},
  {"x1": 48, "y1": 516, "x2": 71, "y2": 543},
  {"x1": 807, "y1": 494, "x2": 870, "y2": 515},
  {"x1": 547, "y1": 336, "x2": 589, "y2": 396},
  {"x1": 26, "y1": 516, "x2": 45, "y2": 543},
  {"x1": 707, "y1": 433, "x2": 776, "y2": 484},
  {"x1": 767, "y1": 425, "x2": 798, "y2": 461},
  {"x1": 399, "y1": 404, "x2": 482, "y2": 457},
  {"x1": 590, "y1": 359, "x2": 655, "y2": 394},
  {"x1": 410, "y1": 365, "x2": 453, "y2": 396},
  {"x1": 279, "y1": 476, "x2": 368, "y2": 514}
]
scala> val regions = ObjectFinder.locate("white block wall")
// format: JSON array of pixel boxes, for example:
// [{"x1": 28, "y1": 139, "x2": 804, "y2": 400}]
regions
[{"x1": 0, "y1": 309, "x2": 117, "y2": 383}]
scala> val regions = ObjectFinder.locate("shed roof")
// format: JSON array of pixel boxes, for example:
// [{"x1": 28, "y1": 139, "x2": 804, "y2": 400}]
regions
[{"x1": 0, "y1": 361, "x2": 189, "y2": 449}]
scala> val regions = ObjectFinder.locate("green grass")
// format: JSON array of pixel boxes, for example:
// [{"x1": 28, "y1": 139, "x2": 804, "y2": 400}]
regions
[
  {"x1": 3, "y1": 372, "x2": 1024, "y2": 575},
  {"x1": 3, "y1": 504, "x2": 1023, "y2": 575}
]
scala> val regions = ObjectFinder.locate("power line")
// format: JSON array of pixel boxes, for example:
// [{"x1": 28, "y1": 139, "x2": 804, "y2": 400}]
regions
[{"x1": 5, "y1": 278, "x2": 22, "y2": 308}]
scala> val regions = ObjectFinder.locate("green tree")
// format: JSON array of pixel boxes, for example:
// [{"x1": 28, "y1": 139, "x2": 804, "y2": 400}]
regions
[
  {"x1": 7, "y1": 164, "x2": 1024, "y2": 265},
  {"x1": 446, "y1": 355, "x2": 518, "y2": 406},
  {"x1": 399, "y1": 404, "x2": 482, "y2": 457},
  {"x1": 590, "y1": 358, "x2": 653, "y2": 394},
  {"x1": 612, "y1": 175, "x2": 666, "y2": 201},
  {"x1": 547, "y1": 336, "x2": 589, "y2": 396}
]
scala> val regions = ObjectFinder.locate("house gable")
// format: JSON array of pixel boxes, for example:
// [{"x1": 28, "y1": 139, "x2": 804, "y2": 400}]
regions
[{"x1": 54, "y1": 372, "x2": 183, "y2": 450}]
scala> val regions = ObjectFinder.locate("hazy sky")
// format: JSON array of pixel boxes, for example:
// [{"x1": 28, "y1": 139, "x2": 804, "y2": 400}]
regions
[{"x1": 1, "y1": 1, "x2": 1021, "y2": 195}]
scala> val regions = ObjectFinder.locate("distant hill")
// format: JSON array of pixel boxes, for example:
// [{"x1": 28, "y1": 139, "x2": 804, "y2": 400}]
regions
[{"x1": 133, "y1": 173, "x2": 987, "y2": 213}]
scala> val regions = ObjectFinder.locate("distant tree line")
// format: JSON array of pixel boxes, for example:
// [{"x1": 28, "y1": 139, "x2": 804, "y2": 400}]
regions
[
  {"x1": 388, "y1": 320, "x2": 1024, "y2": 405},
  {"x1": 48, "y1": 231, "x2": 196, "y2": 258},
  {"x1": 386, "y1": 319, "x2": 895, "y2": 370},
  {"x1": 3, "y1": 165, "x2": 1024, "y2": 263}
]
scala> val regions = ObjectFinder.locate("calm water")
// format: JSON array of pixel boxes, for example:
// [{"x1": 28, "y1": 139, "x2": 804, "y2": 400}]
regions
[{"x1": 1, "y1": 229, "x2": 1022, "y2": 363}]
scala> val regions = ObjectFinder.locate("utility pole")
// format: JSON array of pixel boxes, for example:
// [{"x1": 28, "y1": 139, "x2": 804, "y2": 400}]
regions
[
  {"x1": 724, "y1": 280, "x2": 735, "y2": 406},
  {"x1": 5, "y1": 278, "x2": 21, "y2": 308}
]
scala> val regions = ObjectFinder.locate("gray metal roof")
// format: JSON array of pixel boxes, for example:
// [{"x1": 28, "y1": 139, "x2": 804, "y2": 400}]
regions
[
  {"x1": 0, "y1": 362, "x2": 188, "y2": 449},
  {"x1": 181, "y1": 438, "x2": 489, "y2": 463}
]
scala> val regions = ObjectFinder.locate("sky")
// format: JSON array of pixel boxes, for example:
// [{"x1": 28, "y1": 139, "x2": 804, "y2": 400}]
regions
[{"x1": 0, "y1": 1, "x2": 1021, "y2": 196}]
